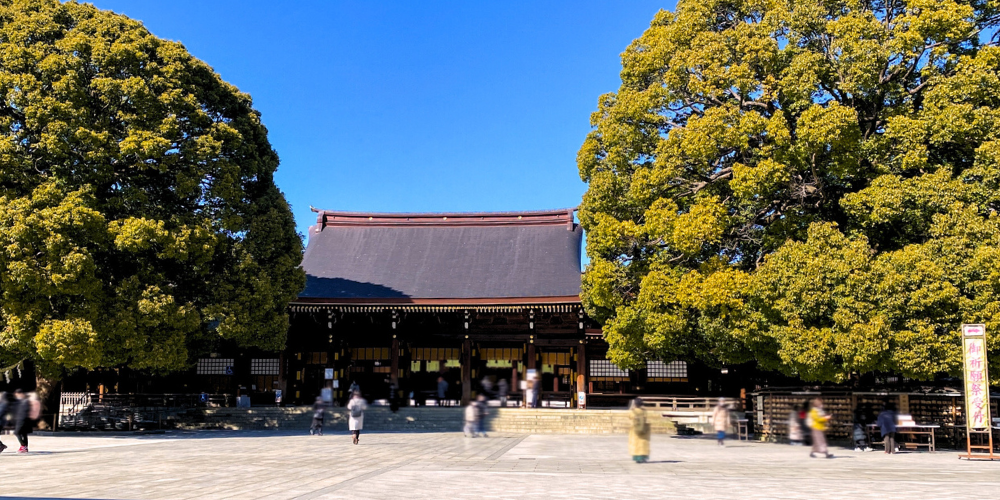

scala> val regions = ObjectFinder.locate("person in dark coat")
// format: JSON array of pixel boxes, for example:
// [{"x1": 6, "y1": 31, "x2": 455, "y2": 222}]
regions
[
  {"x1": 0, "y1": 391, "x2": 9, "y2": 454},
  {"x1": 474, "y1": 394, "x2": 489, "y2": 437},
  {"x1": 796, "y1": 401, "x2": 812, "y2": 446},
  {"x1": 497, "y1": 379, "x2": 509, "y2": 407},
  {"x1": 877, "y1": 403, "x2": 898, "y2": 454},
  {"x1": 437, "y1": 376, "x2": 449, "y2": 406},
  {"x1": 12, "y1": 389, "x2": 31, "y2": 453},
  {"x1": 388, "y1": 382, "x2": 399, "y2": 413}
]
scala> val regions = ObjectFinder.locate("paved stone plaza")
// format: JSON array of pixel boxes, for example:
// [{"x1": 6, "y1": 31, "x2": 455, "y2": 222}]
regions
[{"x1": 0, "y1": 431, "x2": 997, "y2": 499}]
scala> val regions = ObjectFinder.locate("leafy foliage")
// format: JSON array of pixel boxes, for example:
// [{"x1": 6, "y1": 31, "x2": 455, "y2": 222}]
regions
[
  {"x1": 0, "y1": 0, "x2": 305, "y2": 374},
  {"x1": 579, "y1": 0, "x2": 1000, "y2": 382}
]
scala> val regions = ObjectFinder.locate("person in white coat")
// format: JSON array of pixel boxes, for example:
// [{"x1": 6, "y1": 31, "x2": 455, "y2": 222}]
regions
[{"x1": 347, "y1": 391, "x2": 367, "y2": 445}]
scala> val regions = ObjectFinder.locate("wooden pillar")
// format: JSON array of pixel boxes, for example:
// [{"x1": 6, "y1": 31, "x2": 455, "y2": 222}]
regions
[
  {"x1": 390, "y1": 336, "x2": 400, "y2": 388},
  {"x1": 461, "y1": 337, "x2": 472, "y2": 406},
  {"x1": 277, "y1": 352, "x2": 288, "y2": 404},
  {"x1": 577, "y1": 342, "x2": 587, "y2": 394}
]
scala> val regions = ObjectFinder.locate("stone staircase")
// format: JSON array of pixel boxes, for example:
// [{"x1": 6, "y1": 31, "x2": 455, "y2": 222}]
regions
[
  {"x1": 170, "y1": 406, "x2": 676, "y2": 434},
  {"x1": 485, "y1": 408, "x2": 676, "y2": 434},
  {"x1": 174, "y1": 406, "x2": 315, "y2": 431}
]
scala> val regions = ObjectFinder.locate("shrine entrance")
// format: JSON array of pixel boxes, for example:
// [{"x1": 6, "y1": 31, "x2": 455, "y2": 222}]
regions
[{"x1": 537, "y1": 349, "x2": 576, "y2": 407}]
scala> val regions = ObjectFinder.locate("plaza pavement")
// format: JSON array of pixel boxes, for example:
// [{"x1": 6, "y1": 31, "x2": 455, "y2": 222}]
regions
[{"x1": 0, "y1": 430, "x2": 997, "y2": 500}]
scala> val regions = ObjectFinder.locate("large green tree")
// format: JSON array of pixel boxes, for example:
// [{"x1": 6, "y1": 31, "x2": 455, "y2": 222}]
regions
[
  {"x1": 0, "y1": 0, "x2": 305, "y2": 389},
  {"x1": 579, "y1": 0, "x2": 1000, "y2": 382}
]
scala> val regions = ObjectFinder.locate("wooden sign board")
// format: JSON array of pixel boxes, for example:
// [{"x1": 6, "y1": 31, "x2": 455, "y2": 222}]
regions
[{"x1": 961, "y1": 324, "x2": 996, "y2": 460}]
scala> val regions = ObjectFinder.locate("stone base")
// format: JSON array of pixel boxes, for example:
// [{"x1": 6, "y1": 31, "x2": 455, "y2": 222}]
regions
[{"x1": 164, "y1": 406, "x2": 678, "y2": 434}]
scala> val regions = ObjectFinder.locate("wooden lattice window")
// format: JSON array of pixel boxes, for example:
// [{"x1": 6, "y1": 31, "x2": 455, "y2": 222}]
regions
[
  {"x1": 647, "y1": 360, "x2": 688, "y2": 382},
  {"x1": 251, "y1": 358, "x2": 280, "y2": 375},
  {"x1": 589, "y1": 359, "x2": 628, "y2": 381},
  {"x1": 197, "y1": 358, "x2": 234, "y2": 375}
]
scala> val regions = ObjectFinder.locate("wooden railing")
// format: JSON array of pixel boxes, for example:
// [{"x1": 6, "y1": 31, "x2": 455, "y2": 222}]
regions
[
  {"x1": 57, "y1": 392, "x2": 235, "y2": 431},
  {"x1": 57, "y1": 392, "x2": 92, "y2": 429},
  {"x1": 641, "y1": 396, "x2": 743, "y2": 412}
]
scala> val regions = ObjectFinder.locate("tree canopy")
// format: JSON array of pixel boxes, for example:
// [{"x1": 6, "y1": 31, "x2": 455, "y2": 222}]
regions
[
  {"x1": 0, "y1": 0, "x2": 304, "y2": 376},
  {"x1": 578, "y1": 0, "x2": 1000, "y2": 382}
]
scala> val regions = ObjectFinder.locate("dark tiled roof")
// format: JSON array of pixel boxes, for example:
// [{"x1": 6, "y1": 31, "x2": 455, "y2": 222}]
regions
[{"x1": 299, "y1": 209, "x2": 582, "y2": 302}]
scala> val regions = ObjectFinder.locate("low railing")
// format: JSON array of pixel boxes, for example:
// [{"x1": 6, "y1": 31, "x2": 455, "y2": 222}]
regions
[
  {"x1": 58, "y1": 392, "x2": 235, "y2": 431},
  {"x1": 57, "y1": 392, "x2": 93, "y2": 430},
  {"x1": 639, "y1": 396, "x2": 743, "y2": 412},
  {"x1": 84, "y1": 393, "x2": 234, "y2": 408}
]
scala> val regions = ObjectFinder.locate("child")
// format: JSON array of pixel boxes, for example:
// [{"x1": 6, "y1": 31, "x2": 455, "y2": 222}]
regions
[
  {"x1": 310, "y1": 396, "x2": 326, "y2": 436},
  {"x1": 788, "y1": 406, "x2": 803, "y2": 445},
  {"x1": 852, "y1": 411, "x2": 873, "y2": 452}
]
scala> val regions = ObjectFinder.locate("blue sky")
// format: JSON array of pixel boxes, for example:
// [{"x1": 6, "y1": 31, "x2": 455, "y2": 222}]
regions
[{"x1": 88, "y1": 1, "x2": 673, "y2": 240}]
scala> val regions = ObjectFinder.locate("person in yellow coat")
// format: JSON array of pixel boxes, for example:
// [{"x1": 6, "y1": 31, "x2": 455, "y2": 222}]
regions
[
  {"x1": 807, "y1": 397, "x2": 833, "y2": 459},
  {"x1": 628, "y1": 397, "x2": 650, "y2": 463}
]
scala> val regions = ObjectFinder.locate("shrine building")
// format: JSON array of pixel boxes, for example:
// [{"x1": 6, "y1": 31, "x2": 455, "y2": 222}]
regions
[
  {"x1": 281, "y1": 207, "x2": 583, "y2": 406},
  {"x1": 54, "y1": 207, "x2": 699, "y2": 407}
]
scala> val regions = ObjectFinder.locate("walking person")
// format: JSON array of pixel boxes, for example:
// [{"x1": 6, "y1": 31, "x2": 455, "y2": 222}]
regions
[
  {"x1": 436, "y1": 376, "x2": 449, "y2": 407},
  {"x1": 712, "y1": 398, "x2": 730, "y2": 447},
  {"x1": 0, "y1": 391, "x2": 8, "y2": 453},
  {"x1": 525, "y1": 380, "x2": 535, "y2": 408},
  {"x1": 310, "y1": 396, "x2": 326, "y2": 436},
  {"x1": 12, "y1": 389, "x2": 37, "y2": 453},
  {"x1": 877, "y1": 403, "x2": 898, "y2": 454},
  {"x1": 388, "y1": 382, "x2": 399, "y2": 413},
  {"x1": 347, "y1": 391, "x2": 367, "y2": 445},
  {"x1": 797, "y1": 401, "x2": 812, "y2": 446},
  {"x1": 628, "y1": 398, "x2": 650, "y2": 463},
  {"x1": 497, "y1": 378, "x2": 509, "y2": 408},
  {"x1": 464, "y1": 399, "x2": 479, "y2": 438},
  {"x1": 480, "y1": 376, "x2": 494, "y2": 399},
  {"x1": 475, "y1": 394, "x2": 489, "y2": 437},
  {"x1": 807, "y1": 397, "x2": 833, "y2": 459}
]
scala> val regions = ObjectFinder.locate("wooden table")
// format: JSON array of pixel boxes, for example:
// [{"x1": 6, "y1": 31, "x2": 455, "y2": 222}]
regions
[{"x1": 867, "y1": 423, "x2": 939, "y2": 452}]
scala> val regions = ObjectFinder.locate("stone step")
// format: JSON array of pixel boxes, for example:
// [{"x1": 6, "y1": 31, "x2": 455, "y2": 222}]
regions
[{"x1": 167, "y1": 406, "x2": 677, "y2": 434}]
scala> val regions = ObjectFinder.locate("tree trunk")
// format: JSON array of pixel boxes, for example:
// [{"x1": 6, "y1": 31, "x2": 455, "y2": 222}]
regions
[{"x1": 34, "y1": 372, "x2": 61, "y2": 430}]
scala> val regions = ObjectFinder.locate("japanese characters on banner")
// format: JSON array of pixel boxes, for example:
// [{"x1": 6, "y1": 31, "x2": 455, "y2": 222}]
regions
[{"x1": 962, "y1": 324, "x2": 991, "y2": 430}]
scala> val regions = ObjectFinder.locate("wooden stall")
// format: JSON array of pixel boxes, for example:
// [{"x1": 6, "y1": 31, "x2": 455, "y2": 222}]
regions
[{"x1": 753, "y1": 389, "x2": 1000, "y2": 449}]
